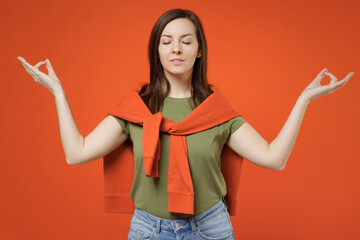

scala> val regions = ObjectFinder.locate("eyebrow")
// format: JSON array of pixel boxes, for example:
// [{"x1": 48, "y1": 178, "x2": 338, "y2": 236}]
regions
[{"x1": 160, "y1": 34, "x2": 193, "y2": 38}]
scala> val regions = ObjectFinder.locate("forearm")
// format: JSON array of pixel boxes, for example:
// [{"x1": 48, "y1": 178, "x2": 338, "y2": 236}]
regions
[
  {"x1": 269, "y1": 94, "x2": 310, "y2": 170},
  {"x1": 53, "y1": 88, "x2": 84, "y2": 164}
]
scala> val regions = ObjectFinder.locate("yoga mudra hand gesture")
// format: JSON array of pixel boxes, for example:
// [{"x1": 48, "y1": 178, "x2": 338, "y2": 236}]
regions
[
  {"x1": 301, "y1": 68, "x2": 353, "y2": 103},
  {"x1": 17, "y1": 56, "x2": 63, "y2": 95}
]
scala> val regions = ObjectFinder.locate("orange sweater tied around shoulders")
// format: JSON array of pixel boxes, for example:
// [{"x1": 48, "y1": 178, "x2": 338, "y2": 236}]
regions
[{"x1": 103, "y1": 82, "x2": 244, "y2": 216}]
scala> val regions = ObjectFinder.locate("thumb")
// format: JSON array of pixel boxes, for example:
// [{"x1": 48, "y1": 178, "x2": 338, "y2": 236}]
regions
[{"x1": 45, "y1": 59, "x2": 56, "y2": 75}]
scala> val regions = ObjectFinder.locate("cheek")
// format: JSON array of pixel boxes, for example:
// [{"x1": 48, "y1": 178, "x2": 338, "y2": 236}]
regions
[
  {"x1": 190, "y1": 44, "x2": 199, "y2": 57},
  {"x1": 158, "y1": 47, "x2": 169, "y2": 61},
  {"x1": 190, "y1": 48, "x2": 200, "y2": 60}
]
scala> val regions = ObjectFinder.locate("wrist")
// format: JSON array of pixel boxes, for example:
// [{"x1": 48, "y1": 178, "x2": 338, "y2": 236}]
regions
[
  {"x1": 297, "y1": 92, "x2": 311, "y2": 106},
  {"x1": 53, "y1": 85, "x2": 65, "y2": 98}
]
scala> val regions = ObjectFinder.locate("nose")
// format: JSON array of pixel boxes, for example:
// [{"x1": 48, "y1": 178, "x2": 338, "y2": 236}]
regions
[
  {"x1": 173, "y1": 48, "x2": 181, "y2": 54},
  {"x1": 172, "y1": 42, "x2": 182, "y2": 54}
]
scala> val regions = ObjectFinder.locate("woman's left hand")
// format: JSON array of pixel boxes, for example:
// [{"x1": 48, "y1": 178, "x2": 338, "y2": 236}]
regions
[{"x1": 300, "y1": 68, "x2": 354, "y2": 103}]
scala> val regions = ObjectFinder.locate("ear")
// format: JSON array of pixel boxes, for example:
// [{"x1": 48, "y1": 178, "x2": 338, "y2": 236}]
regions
[{"x1": 196, "y1": 50, "x2": 202, "y2": 58}]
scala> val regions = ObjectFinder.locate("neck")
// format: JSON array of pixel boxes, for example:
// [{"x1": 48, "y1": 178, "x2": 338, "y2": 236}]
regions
[{"x1": 163, "y1": 70, "x2": 193, "y2": 98}]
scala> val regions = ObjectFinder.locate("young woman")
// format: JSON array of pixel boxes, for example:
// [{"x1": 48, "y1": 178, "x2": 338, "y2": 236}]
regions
[{"x1": 18, "y1": 8, "x2": 353, "y2": 240}]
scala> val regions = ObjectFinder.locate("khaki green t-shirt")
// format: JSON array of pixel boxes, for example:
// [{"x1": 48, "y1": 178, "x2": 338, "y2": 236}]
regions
[{"x1": 111, "y1": 96, "x2": 246, "y2": 220}]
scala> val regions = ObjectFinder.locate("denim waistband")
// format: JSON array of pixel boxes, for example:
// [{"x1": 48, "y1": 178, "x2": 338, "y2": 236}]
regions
[{"x1": 132, "y1": 198, "x2": 229, "y2": 234}]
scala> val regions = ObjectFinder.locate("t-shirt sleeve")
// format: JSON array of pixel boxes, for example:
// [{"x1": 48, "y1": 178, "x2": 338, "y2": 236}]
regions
[
  {"x1": 229, "y1": 115, "x2": 246, "y2": 135},
  {"x1": 111, "y1": 115, "x2": 130, "y2": 137}
]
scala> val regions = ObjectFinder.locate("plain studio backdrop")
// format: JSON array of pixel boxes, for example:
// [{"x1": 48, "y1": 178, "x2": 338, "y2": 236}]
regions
[{"x1": 1, "y1": 0, "x2": 359, "y2": 239}]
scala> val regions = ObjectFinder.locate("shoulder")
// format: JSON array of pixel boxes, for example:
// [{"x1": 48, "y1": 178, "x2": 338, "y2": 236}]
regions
[{"x1": 226, "y1": 115, "x2": 247, "y2": 135}]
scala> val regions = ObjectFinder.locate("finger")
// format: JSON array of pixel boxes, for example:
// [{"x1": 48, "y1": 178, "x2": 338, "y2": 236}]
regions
[
  {"x1": 34, "y1": 60, "x2": 47, "y2": 69},
  {"x1": 19, "y1": 58, "x2": 40, "y2": 75},
  {"x1": 23, "y1": 64, "x2": 37, "y2": 80},
  {"x1": 320, "y1": 67, "x2": 328, "y2": 76},
  {"x1": 22, "y1": 60, "x2": 42, "y2": 77},
  {"x1": 45, "y1": 59, "x2": 56, "y2": 75},
  {"x1": 24, "y1": 63, "x2": 36, "y2": 75},
  {"x1": 18, "y1": 57, "x2": 36, "y2": 77},
  {"x1": 23, "y1": 61, "x2": 37, "y2": 73},
  {"x1": 324, "y1": 71, "x2": 338, "y2": 84},
  {"x1": 17, "y1": 56, "x2": 25, "y2": 62},
  {"x1": 342, "y1": 73, "x2": 352, "y2": 84},
  {"x1": 332, "y1": 79, "x2": 348, "y2": 91},
  {"x1": 338, "y1": 72, "x2": 354, "y2": 86},
  {"x1": 22, "y1": 63, "x2": 34, "y2": 76},
  {"x1": 346, "y1": 72, "x2": 355, "y2": 79},
  {"x1": 21, "y1": 59, "x2": 40, "y2": 73},
  {"x1": 313, "y1": 68, "x2": 329, "y2": 85},
  {"x1": 20, "y1": 59, "x2": 32, "y2": 71},
  {"x1": 18, "y1": 56, "x2": 30, "y2": 65},
  {"x1": 329, "y1": 76, "x2": 349, "y2": 90}
]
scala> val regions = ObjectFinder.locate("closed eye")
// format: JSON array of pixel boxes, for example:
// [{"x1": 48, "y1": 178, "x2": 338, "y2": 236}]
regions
[{"x1": 162, "y1": 42, "x2": 192, "y2": 45}]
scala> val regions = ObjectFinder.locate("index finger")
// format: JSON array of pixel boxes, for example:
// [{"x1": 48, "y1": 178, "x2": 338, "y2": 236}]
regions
[
  {"x1": 324, "y1": 72, "x2": 338, "y2": 84},
  {"x1": 34, "y1": 60, "x2": 47, "y2": 68}
]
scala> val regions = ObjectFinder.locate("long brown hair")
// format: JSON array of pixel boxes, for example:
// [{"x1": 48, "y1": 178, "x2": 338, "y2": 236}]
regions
[{"x1": 140, "y1": 8, "x2": 213, "y2": 114}]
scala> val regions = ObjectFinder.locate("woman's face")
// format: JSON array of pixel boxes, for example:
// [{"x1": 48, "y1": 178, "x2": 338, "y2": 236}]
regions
[{"x1": 158, "y1": 18, "x2": 201, "y2": 80}]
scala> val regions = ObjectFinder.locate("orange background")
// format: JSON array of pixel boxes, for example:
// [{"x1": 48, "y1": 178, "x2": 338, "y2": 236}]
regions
[{"x1": 1, "y1": 0, "x2": 359, "y2": 239}]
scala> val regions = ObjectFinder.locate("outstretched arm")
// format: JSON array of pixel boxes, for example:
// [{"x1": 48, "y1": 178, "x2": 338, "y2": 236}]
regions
[
  {"x1": 18, "y1": 56, "x2": 128, "y2": 165},
  {"x1": 226, "y1": 68, "x2": 354, "y2": 171}
]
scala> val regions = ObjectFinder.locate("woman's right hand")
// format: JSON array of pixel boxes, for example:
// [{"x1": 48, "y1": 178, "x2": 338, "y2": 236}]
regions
[{"x1": 17, "y1": 56, "x2": 63, "y2": 95}]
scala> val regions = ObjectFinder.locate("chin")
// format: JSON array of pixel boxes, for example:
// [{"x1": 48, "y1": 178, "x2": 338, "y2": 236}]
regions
[{"x1": 165, "y1": 68, "x2": 192, "y2": 76}]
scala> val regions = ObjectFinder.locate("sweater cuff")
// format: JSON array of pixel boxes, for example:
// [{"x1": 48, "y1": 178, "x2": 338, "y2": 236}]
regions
[
  {"x1": 167, "y1": 192, "x2": 194, "y2": 214},
  {"x1": 143, "y1": 157, "x2": 159, "y2": 177}
]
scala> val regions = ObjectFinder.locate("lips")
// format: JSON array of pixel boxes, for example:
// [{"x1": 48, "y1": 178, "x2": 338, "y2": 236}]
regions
[{"x1": 170, "y1": 58, "x2": 184, "y2": 65}]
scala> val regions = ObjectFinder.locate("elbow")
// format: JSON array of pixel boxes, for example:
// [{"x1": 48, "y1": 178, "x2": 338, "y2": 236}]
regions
[
  {"x1": 274, "y1": 159, "x2": 286, "y2": 171},
  {"x1": 66, "y1": 156, "x2": 80, "y2": 165},
  {"x1": 269, "y1": 158, "x2": 286, "y2": 171},
  {"x1": 65, "y1": 150, "x2": 85, "y2": 165},
  {"x1": 66, "y1": 154, "x2": 92, "y2": 165},
  {"x1": 269, "y1": 164, "x2": 284, "y2": 171},
  {"x1": 276, "y1": 164, "x2": 285, "y2": 171},
  {"x1": 267, "y1": 146, "x2": 286, "y2": 171},
  {"x1": 66, "y1": 158, "x2": 76, "y2": 165}
]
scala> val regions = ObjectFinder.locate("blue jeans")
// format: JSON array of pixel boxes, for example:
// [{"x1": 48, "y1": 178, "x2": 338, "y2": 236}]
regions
[{"x1": 128, "y1": 198, "x2": 235, "y2": 240}]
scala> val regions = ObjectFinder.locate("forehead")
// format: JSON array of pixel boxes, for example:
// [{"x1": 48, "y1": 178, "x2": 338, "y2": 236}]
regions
[{"x1": 161, "y1": 18, "x2": 196, "y2": 37}]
